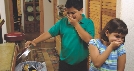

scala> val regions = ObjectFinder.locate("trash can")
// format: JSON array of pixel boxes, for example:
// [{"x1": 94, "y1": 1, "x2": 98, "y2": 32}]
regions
[
  {"x1": 15, "y1": 44, "x2": 47, "y2": 71},
  {"x1": 15, "y1": 61, "x2": 47, "y2": 71}
]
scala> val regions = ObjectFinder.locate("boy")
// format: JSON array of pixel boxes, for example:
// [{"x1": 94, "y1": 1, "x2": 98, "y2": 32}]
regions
[{"x1": 25, "y1": 0, "x2": 95, "y2": 71}]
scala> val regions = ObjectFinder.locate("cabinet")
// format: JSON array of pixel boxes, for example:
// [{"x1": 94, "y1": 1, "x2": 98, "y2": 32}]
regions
[
  {"x1": 53, "y1": 0, "x2": 61, "y2": 55},
  {"x1": 23, "y1": 0, "x2": 44, "y2": 40},
  {"x1": 24, "y1": 0, "x2": 40, "y2": 33}
]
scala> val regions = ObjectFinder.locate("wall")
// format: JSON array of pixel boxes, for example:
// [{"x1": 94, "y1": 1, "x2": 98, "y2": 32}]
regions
[
  {"x1": 58, "y1": 0, "x2": 67, "y2": 5},
  {"x1": 0, "y1": 0, "x2": 7, "y2": 43},
  {"x1": 83, "y1": 0, "x2": 86, "y2": 15},
  {"x1": 116, "y1": 0, "x2": 121, "y2": 18},
  {"x1": 43, "y1": 0, "x2": 54, "y2": 32},
  {"x1": 118, "y1": 0, "x2": 134, "y2": 70}
]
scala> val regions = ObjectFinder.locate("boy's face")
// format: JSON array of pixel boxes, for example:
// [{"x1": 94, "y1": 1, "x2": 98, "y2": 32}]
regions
[{"x1": 65, "y1": 7, "x2": 83, "y2": 21}]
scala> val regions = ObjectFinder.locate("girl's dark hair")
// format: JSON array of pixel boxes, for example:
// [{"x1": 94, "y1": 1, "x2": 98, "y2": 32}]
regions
[
  {"x1": 65, "y1": 0, "x2": 83, "y2": 11},
  {"x1": 100, "y1": 18, "x2": 128, "y2": 42}
]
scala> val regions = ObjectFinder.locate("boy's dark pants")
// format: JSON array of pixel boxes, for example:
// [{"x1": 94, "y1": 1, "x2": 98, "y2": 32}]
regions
[{"x1": 59, "y1": 58, "x2": 88, "y2": 71}]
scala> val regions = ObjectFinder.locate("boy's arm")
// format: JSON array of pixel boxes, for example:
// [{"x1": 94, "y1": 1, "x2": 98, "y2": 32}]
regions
[
  {"x1": 32, "y1": 32, "x2": 52, "y2": 44},
  {"x1": 67, "y1": 16, "x2": 94, "y2": 43},
  {"x1": 26, "y1": 19, "x2": 61, "y2": 47},
  {"x1": 74, "y1": 23, "x2": 93, "y2": 43},
  {"x1": 25, "y1": 32, "x2": 52, "y2": 46},
  {"x1": 117, "y1": 54, "x2": 126, "y2": 71}
]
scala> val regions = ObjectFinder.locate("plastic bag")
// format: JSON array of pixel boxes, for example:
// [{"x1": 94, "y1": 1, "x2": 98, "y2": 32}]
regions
[{"x1": 15, "y1": 61, "x2": 47, "y2": 71}]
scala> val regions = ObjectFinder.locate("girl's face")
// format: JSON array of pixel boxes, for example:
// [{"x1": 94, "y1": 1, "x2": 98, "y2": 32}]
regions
[
  {"x1": 65, "y1": 7, "x2": 83, "y2": 21},
  {"x1": 106, "y1": 31, "x2": 126, "y2": 44}
]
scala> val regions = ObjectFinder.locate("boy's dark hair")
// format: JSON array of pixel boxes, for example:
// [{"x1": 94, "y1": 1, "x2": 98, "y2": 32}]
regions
[
  {"x1": 100, "y1": 18, "x2": 128, "y2": 42},
  {"x1": 65, "y1": 0, "x2": 83, "y2": 11}
]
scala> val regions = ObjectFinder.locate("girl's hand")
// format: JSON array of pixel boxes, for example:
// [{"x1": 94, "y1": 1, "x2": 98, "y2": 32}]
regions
[{"x1": 110, "y1": 40, "x2": 123, "y2": 50}]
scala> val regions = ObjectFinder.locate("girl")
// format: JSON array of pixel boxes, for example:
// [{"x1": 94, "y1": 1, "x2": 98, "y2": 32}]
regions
[{"x1": 88, "y1": 18, "x2": 128, "y2": 71}]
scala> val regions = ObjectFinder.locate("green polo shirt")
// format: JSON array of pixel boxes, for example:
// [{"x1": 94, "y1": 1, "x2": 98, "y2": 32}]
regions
[{"x1": 48, "y1": 14, "x2": 95, "y2": 65}]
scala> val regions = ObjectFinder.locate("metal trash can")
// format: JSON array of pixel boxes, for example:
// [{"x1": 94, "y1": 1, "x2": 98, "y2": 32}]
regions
[{"x1": 15, "y1": 61, "x2": 47, "y2": 71}]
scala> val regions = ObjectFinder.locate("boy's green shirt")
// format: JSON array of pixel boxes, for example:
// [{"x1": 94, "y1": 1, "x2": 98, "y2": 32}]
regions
[{"x1": 48, "y1": 14, "x2": 95, "y2": 65}]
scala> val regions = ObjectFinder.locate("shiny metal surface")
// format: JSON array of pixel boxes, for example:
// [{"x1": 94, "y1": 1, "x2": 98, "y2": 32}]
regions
[{"x1": 16, "y1": 44, "x2": 34, "y2": 65}]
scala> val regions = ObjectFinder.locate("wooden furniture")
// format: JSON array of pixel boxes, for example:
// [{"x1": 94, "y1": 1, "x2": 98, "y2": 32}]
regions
[
  {"x1": 55, "y1": 35, "x2": 61, "y2": 55},
  {"x1": 88, "y1": 0, "x2": 116, "y2": 38},
  {"x1": 23, "y1": 0, "x2": 40, "y2": 33},
  {"x1": 0, "y1": 18, "x2": 5, "y2": 44},
  {"x1": 14, "y1": 15, "x2": 22, "y2": 32},
  {"x1": 53, "y1": 0, "x2": 61, "y2": 55},
  {"x1": 4, "y1": 32, "x2": 25, "y2": 53},
  {"x1": 0, "y1": 43, "x2": 17, "y2": 71},
  {"x1": 4, "y1": 32, "x2": 25, "y2": 42},
  {"x1": 8, "y1": 0, "x2": 14, "y2": 32},
  {"x1": 0, "y1": 28, "x2": 2, "y2": 43},
  {"x1": 23, "y1": 0, "x2": 44, "y2": 40}
]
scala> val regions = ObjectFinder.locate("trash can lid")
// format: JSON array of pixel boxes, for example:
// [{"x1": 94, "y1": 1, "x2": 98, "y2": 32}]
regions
[{"x1": 16, "y1": 44, "x2": 34, "y2": 65}]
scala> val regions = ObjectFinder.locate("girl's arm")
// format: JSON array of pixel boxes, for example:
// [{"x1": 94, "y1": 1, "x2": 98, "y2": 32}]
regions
[
  {"x1": 89, "y1": 44, "x2": 113, "y2": 68},
  {"x1": 117, "y1": 54, "x2": 126, "y2": 71}
]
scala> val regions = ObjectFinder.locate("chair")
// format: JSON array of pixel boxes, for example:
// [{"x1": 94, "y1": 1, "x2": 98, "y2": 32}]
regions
[
  {"x1": 4, "y1": 32, "x2": 25, "y2": 52},
  {"x1": 4, "y1": 14, "x2": 24, "y2": 52}
]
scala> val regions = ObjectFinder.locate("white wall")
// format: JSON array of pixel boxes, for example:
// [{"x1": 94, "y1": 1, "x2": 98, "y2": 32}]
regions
[
  {"x1": 118, "y1": 0, "x2": 134, "y2": 71},
  {"x1": 0, "y1": 0, "x2": 7, "y2": 43},
  {"x1": 43, "y1": 0, "x2": 54, "y2": 32},
  {"x1": 83, "y1": 0, "x2": 86, "y2": 15},
  {"x1": 58, "y1": 0, "x2": 67, "y2": 5},
  {"x1": 116, "y1": 0, "x2": 121, "y2": 18}
]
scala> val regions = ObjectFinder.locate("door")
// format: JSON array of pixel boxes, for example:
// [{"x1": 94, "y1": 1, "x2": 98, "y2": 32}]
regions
[{"x1": 88, "y1": 0, "x2": 116, "y2": 38}]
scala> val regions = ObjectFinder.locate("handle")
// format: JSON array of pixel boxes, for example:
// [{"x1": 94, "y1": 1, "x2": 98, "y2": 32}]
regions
[
  {"x1": 17, "y1": 44, "x2": 34, "y2": 60},
  {"x1": 25, "y1": 43, "x2": 34, "y2": 49},
  {"x1": 29, "y1": 44, "x2": 34, "y2": 48}
]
